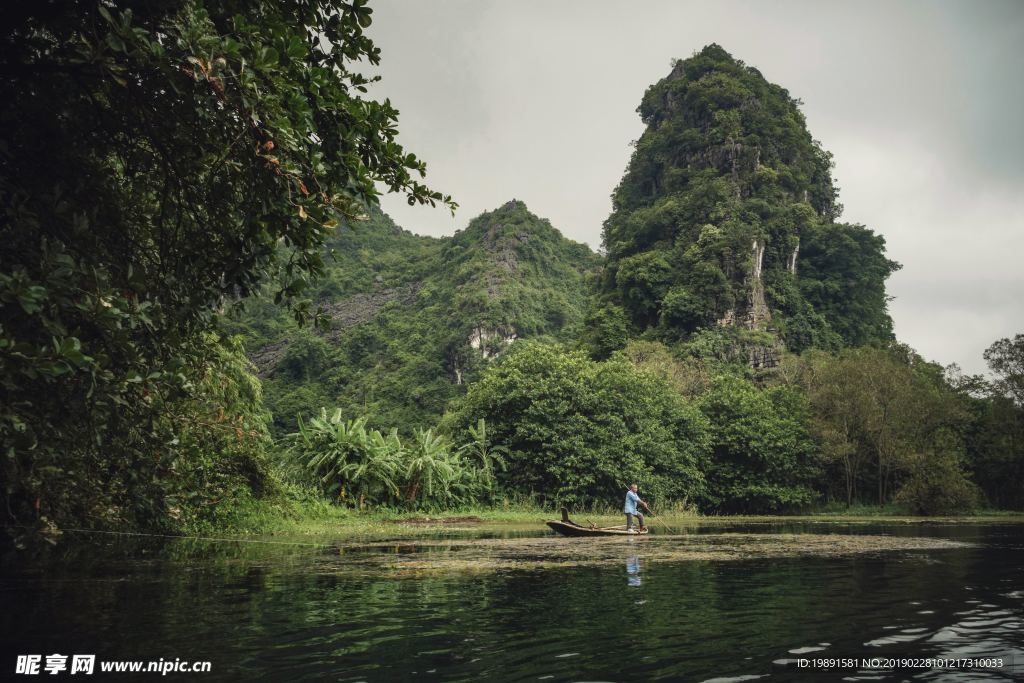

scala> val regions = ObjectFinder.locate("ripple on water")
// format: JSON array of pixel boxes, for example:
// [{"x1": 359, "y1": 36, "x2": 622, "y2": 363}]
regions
[
  {"x1": 928, "y1": 628, "x2": 960, "y2": 642},
  {"x1": 864, "y1": 631, "x2": 929, "y2": 646}
]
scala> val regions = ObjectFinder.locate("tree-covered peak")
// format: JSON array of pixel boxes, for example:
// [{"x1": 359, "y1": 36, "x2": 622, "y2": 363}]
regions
[
  {"x1": 696, "y1": 42, "x2": 733, "y2": 59},
  {"x1": 594, "y1": 44, "x2": 898, "y2": 356},
  {"x1": 625, "y1": 43, "x2": 837, "y2": 219},
  {"x1": 452, "y1": 199, "x2": 578, "y2": 250},
  {"x1": 444, "y1": 201, "x2": 600, "y2": 318},
  {"x1": 233, "y1": 201, "x2": 600, "y2": 432}
]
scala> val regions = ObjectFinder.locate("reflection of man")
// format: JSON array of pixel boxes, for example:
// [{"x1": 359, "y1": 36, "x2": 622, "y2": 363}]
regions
[
  {"x1": 624, "y1": 483, "x2": 648, "y2": 532},
  {"x1": 627, "y1": 555, "x2": 641, "y2": 586}
]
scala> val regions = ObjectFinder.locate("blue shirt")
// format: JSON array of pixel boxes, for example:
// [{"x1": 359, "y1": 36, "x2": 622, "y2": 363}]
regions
[{"x1": 624, "y1": 490, "x2": 640, "y2": 514}]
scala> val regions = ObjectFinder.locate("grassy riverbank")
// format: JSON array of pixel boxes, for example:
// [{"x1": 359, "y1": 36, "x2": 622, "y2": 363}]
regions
[{"x1": 200, "y1": 490, "x2": 1024, "y2": 538}]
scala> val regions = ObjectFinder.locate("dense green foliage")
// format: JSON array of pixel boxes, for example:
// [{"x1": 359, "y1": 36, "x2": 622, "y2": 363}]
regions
[
  {"x1": 231, "y1": 201, "x2": 600, "y2": 432},
  {"x1": 612, "y1": 339, "x2": 1008, "y2": 514},
  {"x1": 958, "y1": 391, "x2": 1024, "y2": 511},
  {"x1": 595, "y1": 44, "x2": 898, "y2": 352},
  {"x1": 697, "y1": 376, "x2": 819, "y2": 512},
  {"x1": 776, "y1": 346, "x2": 978, "y2": 514},
  {"x1": 442, "y1": 342, "x2": 709, "y2": 507},
  {"x1": 284, "y1": 411, "x2": 502, "y2": 510},
  {"x1": 0, "y1": 0, "x2": 450, "y2": 534},
  {"x1": 793, "y1": 223, "x2": 899, "y2": 348},
  {"x1": 951, "y1": 335, "x2": 1024, "y2": 510},
  {"x1": 983, "y1": 334, "x2": 1024, "y2": 405}
]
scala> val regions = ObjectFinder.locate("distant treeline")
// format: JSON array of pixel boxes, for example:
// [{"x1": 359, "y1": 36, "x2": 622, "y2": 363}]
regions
[{"x1": 283, "y1": 335, "x2": 1024, "y2": 516}]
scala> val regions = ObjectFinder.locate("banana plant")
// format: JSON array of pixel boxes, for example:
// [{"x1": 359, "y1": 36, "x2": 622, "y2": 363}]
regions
[
  {"x1": 457, "y1": 418, "x2": 507, "y2": 495},
  {"x1": 287, "y1": 412, "x2": 512, "y2": 510},
  {"x1": 287, "y1": 411, "x2": 395, "y2": 507},
  {"x1": 404, "y1": 428, "x2": 455, "y2": 503}
]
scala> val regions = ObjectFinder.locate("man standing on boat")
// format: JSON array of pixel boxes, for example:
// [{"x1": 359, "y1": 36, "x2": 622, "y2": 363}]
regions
[{"x1": 624, "y1": 483, "x2": 649, "y2": 532}]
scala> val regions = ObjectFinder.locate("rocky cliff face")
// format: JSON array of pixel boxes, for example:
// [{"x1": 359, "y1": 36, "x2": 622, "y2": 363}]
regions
[
  {"x1": 249, "y1": 283, "x2": 422, "y2": 376},
  {"x1": 717, "y1": 238, "x2": 770, "y2": 330}
]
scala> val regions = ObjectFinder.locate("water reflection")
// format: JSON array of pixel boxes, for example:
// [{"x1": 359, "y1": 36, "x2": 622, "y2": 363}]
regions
[
  {"x1": 627, "y1": 555, "x2": 641, "y2": 587},
  {"x1": 1, "y1": 523, "x2": 1022, "y2": 682}
]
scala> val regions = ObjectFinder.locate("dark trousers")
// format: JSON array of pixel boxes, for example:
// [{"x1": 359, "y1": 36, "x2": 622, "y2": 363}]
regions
[{"x1": 625, "y1": 512, "x2": 645, "y2": 529}]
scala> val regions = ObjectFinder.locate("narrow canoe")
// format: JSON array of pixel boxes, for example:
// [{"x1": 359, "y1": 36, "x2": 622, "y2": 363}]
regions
[{"x1": 546, "y1": 508, "x2": 648, "y2": 537}]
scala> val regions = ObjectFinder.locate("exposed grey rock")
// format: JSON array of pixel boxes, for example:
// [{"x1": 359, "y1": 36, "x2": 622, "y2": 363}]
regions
[
  {"x1": 468, "y1": 325, "x2": 518, "y2": 360},
  {"x1": 745, "y1": 239, "x2": 771, "y2": 328},
  {"x1": 717, "y1": 239, "x2": 771, "y2": 330},
  {"x1": 321, "y1": 283, "x2": 421, "y2": 341},
  {"x1": 249, "y1": 282, "x2": 421, "y2": 375}
]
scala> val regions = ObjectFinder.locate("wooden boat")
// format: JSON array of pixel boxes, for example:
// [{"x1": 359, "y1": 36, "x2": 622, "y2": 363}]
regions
[{"x1": 546, "y1": 508, "x2": 648, "y2": 537}]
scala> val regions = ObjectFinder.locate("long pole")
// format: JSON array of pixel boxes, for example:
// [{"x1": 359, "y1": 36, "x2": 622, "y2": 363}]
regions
[{"x1": 644, "y1": 503, "x2": 674, "y2": 535}]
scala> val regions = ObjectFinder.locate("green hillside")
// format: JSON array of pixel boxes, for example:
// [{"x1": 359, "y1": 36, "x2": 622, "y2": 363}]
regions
[
  {"x1": 230, "y1": 201, "x2": 600, "y2": 433},
  {"x1": 595, "y1": 44, "x2": 900, "y2": 355}
]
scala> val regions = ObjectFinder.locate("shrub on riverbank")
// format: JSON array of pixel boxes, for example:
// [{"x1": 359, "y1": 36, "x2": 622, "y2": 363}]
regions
[
  {"x1": 696, "y1": 375, "x2": 819, "y2": 513},
  {"x1": 442, "y1": 341, "x2": 710, "y2": 507}
]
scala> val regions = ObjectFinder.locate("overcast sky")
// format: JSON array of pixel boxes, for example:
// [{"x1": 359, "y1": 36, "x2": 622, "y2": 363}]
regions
[{"x1": 362, "y1": 0, "x2": 1023, "y2": 375}]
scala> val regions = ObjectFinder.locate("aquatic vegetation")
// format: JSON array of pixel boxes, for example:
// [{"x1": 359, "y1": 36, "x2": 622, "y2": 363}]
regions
[{"x1": 317, "y1": 533, "x2": 971, "y2": 575}]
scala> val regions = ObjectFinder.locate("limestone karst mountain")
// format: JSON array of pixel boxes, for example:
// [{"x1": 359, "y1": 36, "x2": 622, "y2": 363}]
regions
[{"x1": 593, "y1": 44, "x2": 899, "y2": 358}]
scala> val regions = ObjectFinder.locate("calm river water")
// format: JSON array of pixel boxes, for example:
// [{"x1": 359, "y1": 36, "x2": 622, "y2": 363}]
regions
[{"x1": 2, "y1": 522, "x2": 1021, "y2": 681}]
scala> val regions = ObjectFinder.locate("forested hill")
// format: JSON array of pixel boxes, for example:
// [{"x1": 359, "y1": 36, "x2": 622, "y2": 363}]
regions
[
  {"x1": 234, "y1": 45, "x2": 907, "y2": 438},
  {"x1": 229, "y1": 201, "x2": 600, "y2": 433},
  {"x1": 593, "y1": 44, "x2": 900, "y2": 356}
]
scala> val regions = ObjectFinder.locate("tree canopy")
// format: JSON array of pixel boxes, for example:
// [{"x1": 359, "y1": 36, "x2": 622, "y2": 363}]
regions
[
  {"x1": 444, "y1": 342, "x2": 709, "y2": 507},
  {"x1": 984, "y1": 334, "x2": 1024, "y2": 405},
  {"x1": 0, "y1": 0, "x2": 451, "y2": 532},
  {"x1": 697, "y1": 375, "x2": 819, "y2": 513}
]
